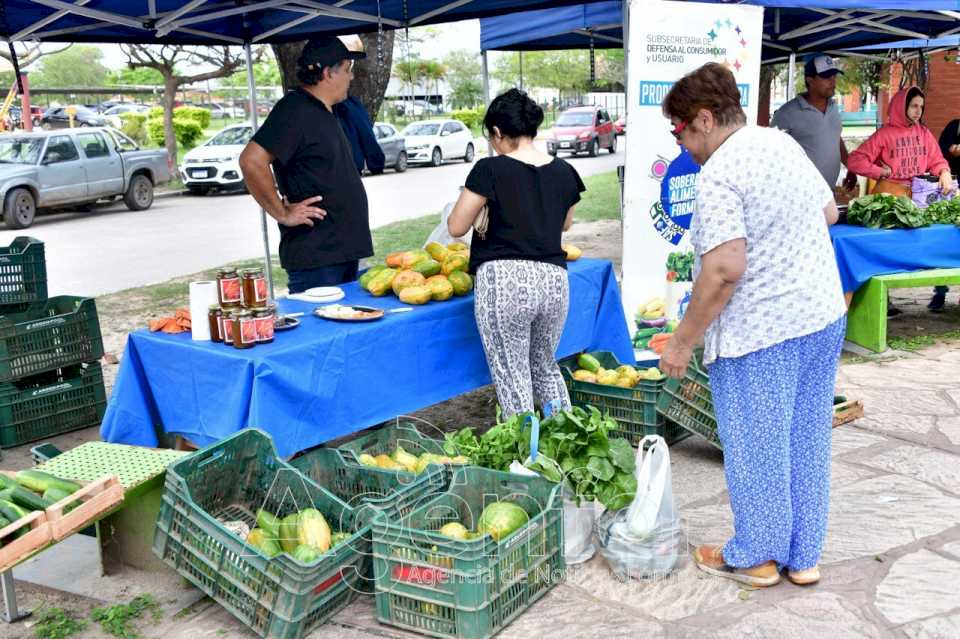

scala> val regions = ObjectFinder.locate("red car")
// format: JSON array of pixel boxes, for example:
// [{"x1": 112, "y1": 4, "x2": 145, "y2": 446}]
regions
[
  {"x1": 546, "y1": 106, "x2": 617, "y2": 157},
  {"x1": 614, "y1": 116, "x2": 626, "y2": 135}
]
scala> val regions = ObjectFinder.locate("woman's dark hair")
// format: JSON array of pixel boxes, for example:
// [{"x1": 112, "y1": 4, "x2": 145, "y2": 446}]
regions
[
  {"x1": 905, "y1": 87, "x2": 925, "y2": 120},
  {"x1": 483, "y1": 88, "x2": 544, "y2": 139},
  {"x1": 662, "y1": 62, "x2": 746, "y2": 127}
]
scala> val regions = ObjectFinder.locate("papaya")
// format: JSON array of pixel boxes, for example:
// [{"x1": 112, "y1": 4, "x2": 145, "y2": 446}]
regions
[
  {"x1": 358, "y1": 453, "x2": 379, "y2": 467},
  {"x1": 448, "y1": 271, "x2": 474, "y2": 296},
  {"x1": 425, "y1": 276, "x2": 454, "y2": 301},
  {"x1": 447, "y1": 242, "x2": 468, "y2": 252},
  {"x1": 412, "y1": 258, "x2": 441, "y2": 278},
  {"x1": 359, "y1": 265, "x2": 387, "y2": 289},
  {"x1": 246, "y1": 528, "x2": 267, "y2": 550},
  {"x1": 279, "y1": 513, "x2": 301, "y2": 553},
  {"x1": 375, "y1": 454, "x2": 405, "y2": 471},
  {"x1": 614, "y1": 376, "x2": 634, "y2": 388},
  {"x1": 399, "y1": 285, "x2": 432, "y2": 305},
  {"x1": 392, "y1": 270, "x2": 426, "y2": 296},
  {"x1": 596, "y1": 369, "x2": 619, "y2": 386},
  {"x1": 368, "y1": 268, "x2": 398, "y2": 296},
  {"x1": 401, "y1": 250, "x2": 430, "y2": 270},
  {"x1": 562, "y1": 244, "x2": 582, "y2": 261},
  {"x1": 385, "y1": 252, "x2": 405, "y2": 268},
  {"x1": 572, "y1": 369, "x2": 597, "y2": 383},
  {"x1": 441, "y1": 254, "x2": 468, "y2": 276},
  {"x1": 297, "y1": 508, "x2": 332, "y2": 552},
  {"x1": 425, "y1": 242, "x2": 450, "y2": 262}
]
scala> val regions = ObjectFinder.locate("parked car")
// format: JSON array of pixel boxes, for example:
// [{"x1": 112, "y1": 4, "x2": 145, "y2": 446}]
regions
[
  {"x1": 102, "y1": 104, "x2": 150, "y2": 118},
  {"x1": 614, "y1": 116, "x2": 626, "y2": 136},
  {"x1": 0, "y1": 127, "x2": 172, "y2": 228},
  {"x1": 201, "y1": 104, "x2": 232, "y2": 120},
  {"x1": 215, "y1": 103, "x2": 246, "y2": 118},
  {"x1": 180, "y1": 124, "x2": 253, "y2": 195},
  {"x1": 546, "y1": 106, "x2": 617, "y2": 157},
  {"x1": 373, "y1": 122, "x2": 407, "y2": 173},
  {"x1": 40, "y1": 105, "x2": 112, "y2": 130},
  {"x1": 402, "y1": 119, "x2": 474, "y2": 167}
]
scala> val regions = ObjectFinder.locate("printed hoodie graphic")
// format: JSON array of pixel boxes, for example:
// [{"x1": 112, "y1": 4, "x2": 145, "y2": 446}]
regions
[{"x1": 847, "y1": 86, "x2": 949, "y2": 185}]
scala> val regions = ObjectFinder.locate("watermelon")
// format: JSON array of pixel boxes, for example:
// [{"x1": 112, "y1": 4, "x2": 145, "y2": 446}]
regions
[{"x1": 477, "y1": 502, "x2": 528, "y2": 542}]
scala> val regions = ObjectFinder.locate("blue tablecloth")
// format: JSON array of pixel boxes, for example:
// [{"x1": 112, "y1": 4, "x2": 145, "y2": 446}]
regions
[
  {"x1": 830, "y1": 224, "x2": 960, "y2": 293},
  {"x1": 101, "y1": 258, "x2": 633, "y2": 457}
]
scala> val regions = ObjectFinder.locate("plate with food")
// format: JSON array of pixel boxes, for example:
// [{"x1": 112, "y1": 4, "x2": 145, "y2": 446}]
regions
[{"x1": 313, "y1": 304, "x2": 386, "y2": 322}]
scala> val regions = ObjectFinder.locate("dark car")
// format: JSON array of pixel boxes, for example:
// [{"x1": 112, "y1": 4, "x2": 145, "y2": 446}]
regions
[
  {"x1": 40, "y1": 106, "x2": 110, "y2": 130},
  {"x1": 373, "y1": 122, "x2": 407, "y2": 173},
  {"x1": 546, "y1": 106, "x2": 617, "y2": 157}
]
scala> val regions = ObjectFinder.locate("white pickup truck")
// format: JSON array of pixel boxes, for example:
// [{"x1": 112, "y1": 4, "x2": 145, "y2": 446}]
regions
[{"x1": 0, "y1": 127, "x2": 172, "y2": 229}]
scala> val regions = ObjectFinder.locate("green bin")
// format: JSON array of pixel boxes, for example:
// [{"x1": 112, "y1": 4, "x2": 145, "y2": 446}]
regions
[
  {"x1": 655, "y1": 350, "x2": 721, "y2": 450},
  {"x1": 0, "y1": 237, "x2": 47, "y2": 308}
]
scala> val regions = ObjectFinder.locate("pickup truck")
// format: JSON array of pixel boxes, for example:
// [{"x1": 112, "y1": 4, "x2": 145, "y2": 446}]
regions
[{"x1": 0, "y1": 127, "x2": 172, "y2": 229}]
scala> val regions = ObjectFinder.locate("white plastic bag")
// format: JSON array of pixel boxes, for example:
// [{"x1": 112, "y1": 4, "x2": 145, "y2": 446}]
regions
[
  {"x1": 626, "y1": 435, "x2": 677, "y2": 537},
  {"x1": 424, "y1": 199, "x2": 472, "y2": 249},
  {"x1": 563, "y1": 489, "x2": 597, "y2": 564},
  {"x1": 595, "y1": 510, "x2": 687, "y2": 580}
]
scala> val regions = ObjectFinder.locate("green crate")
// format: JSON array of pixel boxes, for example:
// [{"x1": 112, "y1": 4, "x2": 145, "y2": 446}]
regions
[
  {"x1": 655, "y1": 351, "x2": 721, "y2": 450},
  {"x1": 153, "y1": 429, "x2": 369, "y2": 639},
  {"x1": 337, "y1": 421, "x2": 467, "y2": 482},
  {"x1": 0, "y1": 237, "x2": 47, "y2": 308},
  {"x1": 291, "y1": 447, "x2": 445, "y2": 526},
  {"x1": 0, "y1": 296, "x2": 103, "y2": 383},
  {"x1": 0, "y1": 361, "x2": 106, "y2": 448},
  {"x1": 372, "y1": 466, "x2": 564, "y2": 639},
  {"x1": 559, "y1": 351, "x2": 689, "y2": 446}
]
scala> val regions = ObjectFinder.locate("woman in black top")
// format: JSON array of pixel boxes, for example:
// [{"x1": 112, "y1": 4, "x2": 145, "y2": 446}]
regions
[
  {"x1": 448, "y1": 89, "x2": 586, "y2": 418},
  {"x1": 929, "y1": 118, "x2": 960, "y2": 312}
]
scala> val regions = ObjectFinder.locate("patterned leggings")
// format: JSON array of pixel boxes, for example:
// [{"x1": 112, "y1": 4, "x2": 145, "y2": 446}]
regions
[
  {"x1": 474, "y1": 260, "x2": 571, "y2": 418},
  {"x1": 709, "y1": 316, "x2": 846, "y2": 571}
]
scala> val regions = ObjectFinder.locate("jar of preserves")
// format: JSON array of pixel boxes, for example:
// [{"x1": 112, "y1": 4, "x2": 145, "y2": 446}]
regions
[
  {"x1": 207, "y1": 304, "x2": 222, "y2": 343},
  {"x1": 253, "y1": 305, "x2": 275, "y2": 343},
  {"x1": 232, "y1": 309, "x2": 257, "y2": 349},
  {"x1": 221, "y1": 309, "x2": 235, "y2": 345},
  {"x1": 241, "y1": 267, "x2": 268, "y2": 308},
  {"x1": 217, "y1": 267, "x2": 241, "y2": 308}
]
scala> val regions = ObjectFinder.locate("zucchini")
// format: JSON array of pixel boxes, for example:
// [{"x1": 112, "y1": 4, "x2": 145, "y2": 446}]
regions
[
  {"x1": 0, "y1": 475, "x2": 15, "y2": 490},
  {"x1": 15, "y1": 470, "x2": 80, "y2": 495},
  {"x1": 43, "y1": 487, "x2": 73, "y2": 504},
  {"x1": 0, "y1": 500, "x2": 29, "y2": 537},
  {"x1": 4, "y1": 485, "x2": 52, "y2": 512}
]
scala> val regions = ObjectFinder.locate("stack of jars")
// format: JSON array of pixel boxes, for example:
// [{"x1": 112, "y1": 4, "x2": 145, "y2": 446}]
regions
[{"x1": 207, "y1": 267, "x2": 276, "y2": 350}]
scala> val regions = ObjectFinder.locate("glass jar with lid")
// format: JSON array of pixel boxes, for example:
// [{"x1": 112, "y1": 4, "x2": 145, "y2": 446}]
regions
[
  {"x1": 232, "y1": 309, "x2": 257, "y2": 349},
  {"x1": 221, "y1": 309, "x2": 235, "y2": 345},
  {"x1": 253, "y1": 305, "x2": 275, "y2": 343},
  {"x1": 207, "y1": 304, "x2": 223, "y2": 343},
  {"x1": 217, "y1": 267, "x2": 241, "y2": 308},
  {"x1": 241, "y1": 267, "x2": 268, "y2": 308}
]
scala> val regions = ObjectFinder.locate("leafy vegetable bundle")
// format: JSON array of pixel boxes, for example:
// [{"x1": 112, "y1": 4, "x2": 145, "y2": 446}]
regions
[
  {"x1": 847, "y1": 193, "x2": 960, "y2": 229},
  {"x1": 666, "y1": 251, "x2": 695, "y2": 282},
  {"x1": 443, "y1": 406, "x2": 637, "y2": 511}
]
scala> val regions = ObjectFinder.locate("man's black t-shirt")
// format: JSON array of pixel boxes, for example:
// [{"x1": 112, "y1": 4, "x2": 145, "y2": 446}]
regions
[
  {"x1": 464, "y1": 156, "x2": 585, "y2": 273},
  {"x1": 252, "y1": 88, "x2": 373, "y2": 271}
]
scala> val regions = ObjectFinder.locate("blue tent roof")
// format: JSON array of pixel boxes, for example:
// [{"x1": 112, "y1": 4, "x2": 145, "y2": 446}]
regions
[
  {"x1": 0, "y1": 0, "x2": 614, "y2": 44},
  {"x1": 480, "y1": 1, "x2": 622, "y2": 52},
  {"x1": 852, "y1": 34, "x2": 960, "y2": 49},
  {"x1": 479, "y1": 0, "x2": 960, "y2": 61}
]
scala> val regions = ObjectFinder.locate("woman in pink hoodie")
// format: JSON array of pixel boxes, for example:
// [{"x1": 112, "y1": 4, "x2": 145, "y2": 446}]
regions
[{"x1": 847, "y1": 86, "x2": 952, "y2": 196}]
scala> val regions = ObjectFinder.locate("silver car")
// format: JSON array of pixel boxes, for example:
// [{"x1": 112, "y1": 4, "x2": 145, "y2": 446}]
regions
[
  {"x1": 0, "y1": 128, "x2": 172, "y2": 229},
  {"x1": 373, "y1": 122, "x2": 407, "y2": 173}
]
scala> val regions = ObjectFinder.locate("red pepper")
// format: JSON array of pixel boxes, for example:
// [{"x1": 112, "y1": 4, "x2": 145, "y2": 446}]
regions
[{"x1": 666, "y1": 271, "x2": 678, "y2": 282}]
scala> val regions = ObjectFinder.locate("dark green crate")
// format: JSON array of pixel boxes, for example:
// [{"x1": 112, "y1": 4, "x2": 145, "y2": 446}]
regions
[
  {"x1": 290, "y1": 447, "x2": 445, "y2": 526},
  {"x1": 0, "y1": 237, "x2": 47, "y2": 308},
  {"x1": 153, "y1": 428, "x2": 369, "y2": 639},
  {"x1": 656, "y1": 351, "x2": 721, "y2": 451},
  {"x1": 337, "y1": 421, "x2": 465, "y2": 482},
  {"x1": 0, "y1": 361, "x2": 106, "y2": 448},
  {"x1": 372, "y1": 467, "x2": 564, "y2": 639},
  {"x1": 560, "y1": 351, "x2": 688, "y2": 446},
  {"x1": 0, "y1": 296, "x2": 103, "y2": 383}
]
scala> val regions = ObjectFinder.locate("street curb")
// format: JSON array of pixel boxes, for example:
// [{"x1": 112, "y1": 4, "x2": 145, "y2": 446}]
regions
[{"x1": 155, "y1": 189, "x2": 188, "y2": 199}]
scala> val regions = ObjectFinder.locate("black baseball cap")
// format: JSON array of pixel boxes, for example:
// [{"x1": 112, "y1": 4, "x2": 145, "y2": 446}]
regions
[
  {"x1": 297, "y1": 36, "x2": 365, "y2": 70},
  {"x1": 804, "y1": 54, "x2": 843, "y2": 78}
]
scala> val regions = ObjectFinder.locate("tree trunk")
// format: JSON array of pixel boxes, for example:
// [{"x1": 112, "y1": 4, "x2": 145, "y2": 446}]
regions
[
  {"x1": 272, "y1": 42, "x2": 307, "y2": 95},
  {"x1": 352, "y1": 31, "x2": 395, "y2": 122},
  {"x1": 163, "y1": 77, "x2": 179, "y2": 165},
  {"x1": 758, "y1": 65, "x2": 775, "y2": 127}
]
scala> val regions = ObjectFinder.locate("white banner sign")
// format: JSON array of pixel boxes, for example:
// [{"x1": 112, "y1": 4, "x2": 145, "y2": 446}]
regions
[{"x1": 622, "y1": 0, "x2": 764, "y2": 348}]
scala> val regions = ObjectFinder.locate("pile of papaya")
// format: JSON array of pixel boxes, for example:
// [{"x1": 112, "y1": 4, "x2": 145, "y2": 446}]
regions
[
  {"x1": 358, "y1": 242, "x2": 475, "y2": 305},
  {"x1": 244, "y1": 507, "x2": 352, "y2": 565},
  {"x1": 357, "y1": 445, "x2": 468, "y2": 475},
  {"x1": 0, "y1": 470, "x2": 81, "y2": 541},
  {"x1": 572, "y1": 353, "x2": 664, "y2": 387}
]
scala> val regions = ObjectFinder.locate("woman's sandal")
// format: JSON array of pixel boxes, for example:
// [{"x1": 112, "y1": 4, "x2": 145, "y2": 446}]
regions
[
  {"x1": 693, "y1": 545, "x2": 781, "y2": 587},
  {"x1": 785, "y1": 566, "x2": 821, "y2": 586}
]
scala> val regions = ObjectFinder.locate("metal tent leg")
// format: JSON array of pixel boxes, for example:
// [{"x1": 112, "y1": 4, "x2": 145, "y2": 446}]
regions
[
  {"x1": 244, "y1": 43, "x2": 275, "y2": 304},
  {"x1": 1, "y1": 569, "x2": 29, "y2": 623}
]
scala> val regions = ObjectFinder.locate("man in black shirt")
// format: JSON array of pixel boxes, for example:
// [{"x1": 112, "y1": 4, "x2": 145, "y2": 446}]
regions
[{"x1": 239, "y1": 36, "x2": 373, "y2": 291}]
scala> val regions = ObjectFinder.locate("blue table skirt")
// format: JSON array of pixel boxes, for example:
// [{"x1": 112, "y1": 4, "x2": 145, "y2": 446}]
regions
[
  {"x1": 830, "y1": 224, "x2": 960, "y2": 293},
  {"x1": 100, "y1": 258, "x2": 633, "y2": 457}
]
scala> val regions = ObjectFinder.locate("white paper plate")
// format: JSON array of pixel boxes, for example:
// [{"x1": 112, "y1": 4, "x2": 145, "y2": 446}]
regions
[{"x1": 287, "y1": 287, "x2": 345, "y2": 303}]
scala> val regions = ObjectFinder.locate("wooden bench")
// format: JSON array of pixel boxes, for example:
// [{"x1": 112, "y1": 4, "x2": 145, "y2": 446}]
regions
[{"x1": 846, "y1": 268, "x2": 960, "y2": 352}]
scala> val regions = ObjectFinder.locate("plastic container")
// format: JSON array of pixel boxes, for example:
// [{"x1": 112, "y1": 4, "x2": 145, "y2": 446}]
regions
[
  {"x1": 0, "y1": 237, "x2": 47, "y2": 308},
  {"x1": 655, "y1": 351, "x2": 721, "y2": 450},
  {"x1": 559, "y1": 351, "x2": 689, "y2": 447},
  {"x1": 153, "y1": 428, "x2": 368, "y2": 639},
  {"x1": 372, "y1": 466, "x2": 564, "y2": 639},
  {"x1": 0, "y1": 297, "x2": 103, "y2": 383},
  {"x1": 0, "y1": 362, "x2": 106, "y2": 449}
]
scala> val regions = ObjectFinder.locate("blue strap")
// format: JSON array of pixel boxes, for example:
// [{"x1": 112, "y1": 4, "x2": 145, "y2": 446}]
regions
[{"x1": 524, "y1": 413, "x2": 540, "y2": 461}]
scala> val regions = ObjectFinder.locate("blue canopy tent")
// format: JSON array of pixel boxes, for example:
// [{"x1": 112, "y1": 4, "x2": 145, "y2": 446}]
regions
[
  {"x1": 480, "y1": 1, "x2": 623, "y2": 52},
  {"x1": 852, "y1": 33, "x2": 960, "y2": 49}
]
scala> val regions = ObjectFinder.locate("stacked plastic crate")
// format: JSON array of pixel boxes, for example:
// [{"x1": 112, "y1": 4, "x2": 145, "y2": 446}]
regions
[{"x1": 0, "y1": 237, "x2": 106, "y2": 453}]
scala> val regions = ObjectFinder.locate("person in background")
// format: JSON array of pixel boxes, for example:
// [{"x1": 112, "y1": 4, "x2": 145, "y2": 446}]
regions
[
  {"x1": 239, "y1": 36, "x2": 372, "y2": 291},
  {"x1": 447, "y1": 88, "x2": 585, "y2": 418},
  {"x1": 930, "y1": 118, "x2": 960, "y2": 311},
  {"x1": 334, "y1": 95, "x2": 385, "y2": 174},
  {"x1": 771, "y1": 54, "x2": 858, "y2": 192},
  {"x1": 660, "y1": 62, "x2": 846, "y2": 589}
]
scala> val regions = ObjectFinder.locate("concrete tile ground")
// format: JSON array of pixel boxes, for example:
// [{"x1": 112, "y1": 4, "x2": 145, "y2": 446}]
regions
[{"x1": 4, "y1": 287, "x2": 960, "y2": 639}]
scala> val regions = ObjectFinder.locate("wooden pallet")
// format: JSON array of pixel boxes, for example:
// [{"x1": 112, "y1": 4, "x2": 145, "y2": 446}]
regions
[
  {"x1": 46, "y1": 474, "x2": 123, "y2": 541},
  {"x1": 833, "y1": 399, "x2": 864, "y2": 428},
  {"x1": 0, "y1": 510, "x2": 51, "y2": 573}
]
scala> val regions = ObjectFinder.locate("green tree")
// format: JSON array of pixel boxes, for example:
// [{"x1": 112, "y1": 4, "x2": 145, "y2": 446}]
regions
[
  {"x1": 419, "y1": 59, "x2": 446, "y2": 111},
  {"x1": 596, "y1": 50, "x2": 625, "y2": 91},
  {"x1": 108, "y1": 66, "x2": 166, "y2": 86},
  {"x1": 444, "y1": 49, "x2": 483, "y2": 109},
  {"x1": 837, "y1": 58, "x2": 886, "y2": 107},
  {"x1": 493, "y1": 51, "x2": 591, "y2": 98},
  {"x1": 449, "y1": 78, "x2": 483, "y2": 110},
  {"x1": 220, "y1": 52, "x2": 280, "y2": 89},
  {"x1": 32, "y1": 45, "x2": 109, "y2": 88}
]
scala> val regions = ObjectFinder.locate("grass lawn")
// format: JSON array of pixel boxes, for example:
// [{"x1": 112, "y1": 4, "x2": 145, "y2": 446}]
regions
[{"x1": 111, "y1": 170, "x2": 621, "y2": 310}]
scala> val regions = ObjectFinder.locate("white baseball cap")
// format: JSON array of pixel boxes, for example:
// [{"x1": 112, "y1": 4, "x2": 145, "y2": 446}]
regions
[{"x1": 804, "y1": 54, "x2": 843, "y2": 78}]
